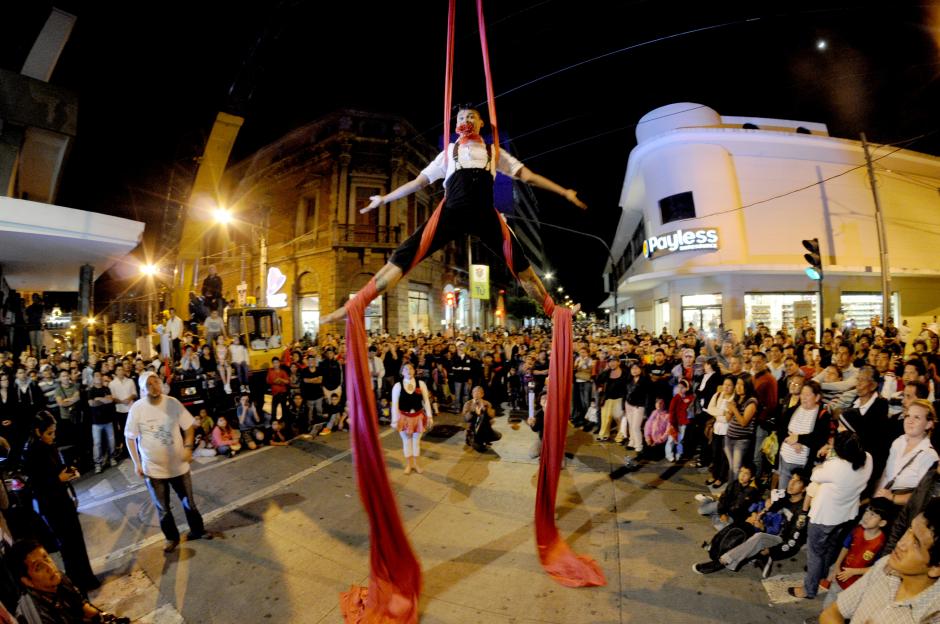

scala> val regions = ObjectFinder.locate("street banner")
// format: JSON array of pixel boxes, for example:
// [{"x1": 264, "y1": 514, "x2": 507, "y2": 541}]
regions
[{"x1": 470, "y1": 264, "x2": 489, "y2": 300}]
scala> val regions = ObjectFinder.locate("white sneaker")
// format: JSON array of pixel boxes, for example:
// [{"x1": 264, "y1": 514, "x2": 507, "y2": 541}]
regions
[
  {"x1": 694, "y1": 493, "x2": 711, "y2": 503},
  {"x1": 224, "y1": 383, "x2": 232, "y2": 394}
]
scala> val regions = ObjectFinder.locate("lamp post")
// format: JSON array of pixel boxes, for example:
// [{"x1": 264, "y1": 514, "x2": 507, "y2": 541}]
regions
[
  {"x1": 505, "y1": 214, "x2": 620, "y2": 334},
  {"x1": 140, "y1": 263, "x2": 157, "y2": 358},
  {"x1": 215, "y1": 207, "x2": 268, "y2": 306}
]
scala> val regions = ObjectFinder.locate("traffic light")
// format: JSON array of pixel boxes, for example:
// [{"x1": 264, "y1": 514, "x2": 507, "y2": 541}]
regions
[{"x1": 802, "y1": 238, "x2": 822, "y2": 280}]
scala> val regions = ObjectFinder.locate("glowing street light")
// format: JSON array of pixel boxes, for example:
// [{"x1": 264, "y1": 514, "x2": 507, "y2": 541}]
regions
[
  {"x1": 557, "y1": 286, "x2": 564, "y2": 293},
  {"x1": 213, "y1": 207, "x2": 233, "y2": 224},
  {"x1": 544, "y1": 272, "x2": 554, "y2": 281},
  {"x1": 816, "y1": 39, "x2": 827, "y2": 51},
  {"x1": 140, "y1": 263, "x2": 157, "y2": 276}
]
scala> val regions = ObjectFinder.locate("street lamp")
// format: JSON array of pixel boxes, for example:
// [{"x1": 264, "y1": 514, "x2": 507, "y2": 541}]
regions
[
  {"x1": 140, "y1": 263, "x2": 159, "y2": 358},
  {"x1": 214, "y1": 206, "x2": 267, "y2": 306},
  {"x1": 504, "y1": 214, "x2": 621, "y2": 334},
  {"x1": 544, "y1": 272, "x2": 554, "y2": 281},
  {"x1": 557, "y1": 286, "x2": 564, "y2": 293}
]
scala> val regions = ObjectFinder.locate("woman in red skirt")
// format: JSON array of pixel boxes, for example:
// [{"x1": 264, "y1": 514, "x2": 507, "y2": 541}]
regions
[{"x1": 392, "y1": 363, "x2": 435, "y2": 474}]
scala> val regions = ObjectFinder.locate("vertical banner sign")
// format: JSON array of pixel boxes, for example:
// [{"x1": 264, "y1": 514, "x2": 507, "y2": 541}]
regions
[{"x1": 470, "y1": 264, "x2": 489, "y2": 300}]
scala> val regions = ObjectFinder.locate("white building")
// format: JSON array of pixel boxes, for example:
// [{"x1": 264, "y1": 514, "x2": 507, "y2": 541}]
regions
[{"x1": 605, "y1": 103, "x2": 940, "y2": 337}]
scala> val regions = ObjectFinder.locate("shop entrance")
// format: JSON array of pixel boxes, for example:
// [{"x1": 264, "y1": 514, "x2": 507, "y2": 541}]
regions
[{"x1": 681, "y1": 294, "x2": 723, "y2": 335}]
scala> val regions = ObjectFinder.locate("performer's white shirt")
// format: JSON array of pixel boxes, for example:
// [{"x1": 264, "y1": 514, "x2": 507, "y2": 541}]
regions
[{"x1": 421, "y1": 141, "x2": 524, "y2": 186}]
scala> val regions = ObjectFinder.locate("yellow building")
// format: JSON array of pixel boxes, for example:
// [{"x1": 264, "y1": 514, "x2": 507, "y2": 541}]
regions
[{"x1": 200, "y1": 110, "x2": 463, "y2": 340}]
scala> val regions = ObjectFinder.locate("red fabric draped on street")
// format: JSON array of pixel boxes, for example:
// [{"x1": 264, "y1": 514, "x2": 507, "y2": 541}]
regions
[
  {"x1": 339, "y1": 279, "x2": 422, "y2": 624},
  {"x1": 535, "y1": 295, "x2": 607, "y2": 588}
]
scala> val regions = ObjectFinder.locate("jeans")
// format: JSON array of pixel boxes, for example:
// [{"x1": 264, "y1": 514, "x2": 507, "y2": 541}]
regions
[
  {"x1": 725, "y1": 436, "x2": 753, "y2": 480},
  {"x1": 453, "y1": 381, "x2": 471, "y2": 409},
  {"x1": 804, "y1": 521, "x2": 844, "y2": 598},
  {"x1": 145, "y1": 472, "x2": 205, "y2": 541},
  {"x1": 29, "y1": 329, "x2": 43, "y2": 356},
  {"x1": 710, "y1": 433, "x2": 728, "y2": 482},
  {"x1": 696, "y1": 499, "x2": 731, "y2": 531},
  {"x1": 753, "y1": 426, "x2": 769, "y2": 478},
  {"x1": 665, "y1": 424, "x2": 686, "y2": 461},
  {"x1": 91, "y1": 423, "x2": 116, "y2": 467},
  {"x1": 720, "y1": 532, "x2": 783, "y2": 570},
  {"x1": 777, "y1": 458, "x2": 807, "y2": 493},
  {"x1": 232, "y1": 361, "x2": 249, "y2": 385},
  {"x1": 306, "y1": 398, "x2": 323, "y2": 423},
  {"x1": 573, "y1": 382, "x2": 593, "y2": 422}
]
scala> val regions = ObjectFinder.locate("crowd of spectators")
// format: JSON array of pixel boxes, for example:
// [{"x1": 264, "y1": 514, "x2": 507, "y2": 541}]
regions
[{"x1": 4, "y1": 294, "x2": 940, "y2": 620}]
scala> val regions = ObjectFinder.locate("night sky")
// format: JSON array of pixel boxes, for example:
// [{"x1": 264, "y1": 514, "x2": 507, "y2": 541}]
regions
[{"x1": 4, "y1": 1, "x2": 939, "y2": 310}]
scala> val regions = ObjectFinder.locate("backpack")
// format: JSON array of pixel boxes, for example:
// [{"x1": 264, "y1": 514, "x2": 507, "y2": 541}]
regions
[{"x1": 708, "y1": 522, "x2": 756, "y2": 561}]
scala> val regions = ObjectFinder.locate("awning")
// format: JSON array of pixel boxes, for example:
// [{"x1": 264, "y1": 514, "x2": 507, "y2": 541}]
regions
[{"x1": 0, "y1": 197, "x2": 145, "y2": 291}]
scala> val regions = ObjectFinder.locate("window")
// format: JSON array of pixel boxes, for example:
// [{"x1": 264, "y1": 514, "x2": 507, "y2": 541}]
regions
[
  {"x1": 300, "y1": 295, "x2": 319, "y2": 338},
  {"x1": 408, "y1": 289, "x2": 430, "y2": 332},
  {"x1": 354, "y1": 186, "x2": 381, "y2": 226},
  {"x1": 303, "y1": 196, "x2": 318, "y2": 233},
  {"x1": 681, "y1": 294, "x2": 722, "y2": 335},
  {"x1": 745, "y1": 293, "x2": 819, "y2": 335},
  {"x1": 658, "y1": 191, "x2": 695, "y2": 224},
  {"x1": 351, "y1": 292, "x2": 383, "y2": 332},
  {"x1": 654, "y1": 298, "x2": 671, "y2": 335}
]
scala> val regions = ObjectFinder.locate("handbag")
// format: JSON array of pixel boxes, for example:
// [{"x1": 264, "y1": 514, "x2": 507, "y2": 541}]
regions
[
  {"x1": 883, "y1": 449, "x2": 924, "y2": 493},
  {"x1": 761, "y1": 431, "x2": 779, "y2": 465}
]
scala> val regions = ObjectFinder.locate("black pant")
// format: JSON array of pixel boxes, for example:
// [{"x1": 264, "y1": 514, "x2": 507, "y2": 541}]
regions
[
  {"x1": 39, "y1": 495, "x2": 98, "y2": 592},
  {"x1": 145, "y1": 472, "x2": 205, "y2": 541},
  {"x1": 389, "y1": 169, "x2": 531, "y2": 273}
]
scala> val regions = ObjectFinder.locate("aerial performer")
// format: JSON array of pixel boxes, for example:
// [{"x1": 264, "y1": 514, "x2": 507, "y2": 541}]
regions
[
  {"x1": 318, "y1": 105, "x2": 586, "y2": 328},
  {"x1": 336, "y1": 2, "x2": 605, "y2": 622}
]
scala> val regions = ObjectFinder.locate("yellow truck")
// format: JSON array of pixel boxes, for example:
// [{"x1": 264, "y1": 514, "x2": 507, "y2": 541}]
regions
[{"x1": 224, "y1": 306, "x2": 284, "y2": 372}]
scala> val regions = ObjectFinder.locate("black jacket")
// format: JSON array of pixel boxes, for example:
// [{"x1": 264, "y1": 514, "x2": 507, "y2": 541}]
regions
[{"x1": 717, "y1": 479, "x2": 761, "y2": 523}]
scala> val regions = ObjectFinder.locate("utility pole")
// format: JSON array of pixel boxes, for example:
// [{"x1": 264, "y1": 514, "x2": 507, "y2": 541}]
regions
[
  {"x1": 861, "y1": 133, "x2": 892, "y2": 326},
  {"x1": 467, "y1": 235, "x2": 473, "y2": 331}
]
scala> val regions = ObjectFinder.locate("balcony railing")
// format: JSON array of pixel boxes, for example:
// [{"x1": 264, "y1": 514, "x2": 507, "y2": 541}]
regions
[{"x1": 332, "y1": 224, "x2": 402, "y2": 248}]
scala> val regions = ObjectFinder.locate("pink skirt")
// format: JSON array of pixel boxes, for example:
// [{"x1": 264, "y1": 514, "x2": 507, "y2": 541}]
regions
[{"x1": 397, "y1": 410, "x2": 428, "y2": 435}]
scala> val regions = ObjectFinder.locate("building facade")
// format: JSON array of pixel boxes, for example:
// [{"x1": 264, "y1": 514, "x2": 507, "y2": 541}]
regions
[
  {"x1": 605, "y1": 103, "x2": 940, "y2": 337},
  {"x1": 209, "y1": 110, "x2": 467, "y2": 340}
]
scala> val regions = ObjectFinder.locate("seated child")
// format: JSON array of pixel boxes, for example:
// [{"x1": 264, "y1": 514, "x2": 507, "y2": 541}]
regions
[
  {"x1": 643, "y1": 397, "x2": 671, "y2": 459},
  {"x1": 270, "y1": 418, "x2": 295, "y2": 446},
  {"x1": 820, "y1": 497, "x2": 893, "y2": 607},
  {"x1": 696, "y1": 463, "x2": 761, "y2": 531},
  {"x1": 211, "y1": 415, "x2": 242, "y2": 457},
  {"x1": 378, "y1": 397, "x2": 391, "y2": 425},
  {"x1": 319, "y1": 394, "x2": 348, "y2": 436}
]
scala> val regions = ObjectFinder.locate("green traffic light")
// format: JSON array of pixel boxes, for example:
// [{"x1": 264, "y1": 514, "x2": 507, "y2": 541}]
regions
[{"x1": 805, "y1": 267, "x2": 822, "y2": 280}]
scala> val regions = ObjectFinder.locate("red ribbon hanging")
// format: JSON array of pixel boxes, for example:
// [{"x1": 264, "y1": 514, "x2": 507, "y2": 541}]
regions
[
  {"x1": 535, "y1": 295, "x2": 607, "y2": 587},
  {"x1": 339, "y1": 280, "x2": 422, "y2": 623}
]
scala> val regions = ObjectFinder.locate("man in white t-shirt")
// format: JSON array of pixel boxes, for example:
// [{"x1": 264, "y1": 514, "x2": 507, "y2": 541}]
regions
[{"x1": 125, "y1": 374, "x2": 209, "y2": 552}]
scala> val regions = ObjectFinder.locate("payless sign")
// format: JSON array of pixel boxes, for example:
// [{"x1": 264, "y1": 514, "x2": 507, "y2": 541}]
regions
[{"x1": 643, "y1": 228, "x2": 719, "y2": 259}]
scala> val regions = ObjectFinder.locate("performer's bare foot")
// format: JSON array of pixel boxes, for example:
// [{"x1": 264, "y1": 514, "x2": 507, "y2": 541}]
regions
[
  {"x1": 413, "y1": 462, "x2": 423, "y2": 474},
  {"x1": 571, "y1": 303, "x2": 581, "y2": 314},
  {"x1": 404, "y1": 463, "x2": 412, "y2": 475}
]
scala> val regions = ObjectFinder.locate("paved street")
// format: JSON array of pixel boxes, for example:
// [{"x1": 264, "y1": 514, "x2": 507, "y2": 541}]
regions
[{"x1": 74, "y1": 410, "x2": 823, "y2": 623}]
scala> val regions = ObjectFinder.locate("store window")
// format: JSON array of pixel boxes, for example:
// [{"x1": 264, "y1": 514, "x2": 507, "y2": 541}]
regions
[
  {"x1": 654, "y1": 298, "x2": 671, "y2": 334},
  {"x1": 681, "y1": 294, "x2": 722, "y2": 335},
  {"x1": 623, "y1": 307, "x2": 636, "y2": 331},
  {"x1": 659, "y1": 191, "x2": 695, "y2": 224},
  {"x1": 300, "y1": 295, "x2": 319, "y2": 339},
  {"x1": 840, "y1": 293, "x2": 899, "y2": 330},
  {"x1": 745, "y1": 293, "x2": 819, "y2": 335},
  {"x1": 350, "y1": 292, "x2": 383, "y2": 333},
  {"x1": 408, "y1": 289, "x2": 430, "y2": 333}
]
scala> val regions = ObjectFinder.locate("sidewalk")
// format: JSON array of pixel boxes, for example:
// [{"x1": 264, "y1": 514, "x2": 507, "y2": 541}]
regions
[{"x1": 73, "y1": 410, "x2": 822, "y2": 623}]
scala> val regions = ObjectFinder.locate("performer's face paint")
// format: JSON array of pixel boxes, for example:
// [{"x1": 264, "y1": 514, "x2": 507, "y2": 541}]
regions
[{"x1": 455, "y1": 108, "x2": 484, "y2": 136}]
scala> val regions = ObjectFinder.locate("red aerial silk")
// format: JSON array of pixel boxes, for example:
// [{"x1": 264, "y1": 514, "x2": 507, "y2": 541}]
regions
[
  {"x1": 339, "y1": 280, "x2": 422, "y2": 624},
  {"x1": 339, "y1": 4, "x2": 603, "y2": 620},
  {"x1": 534, "y1": 296, "x2": 607, "y2": 587}
]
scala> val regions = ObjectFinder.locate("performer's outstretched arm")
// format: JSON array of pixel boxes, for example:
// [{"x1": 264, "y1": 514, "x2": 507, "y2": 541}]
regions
[
  {"x1": 360, "y1": 174, "x2": 432, "y2": 214},
  {"x1": 517, "y1": 167, "x2": 587, "y2": 210}
]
